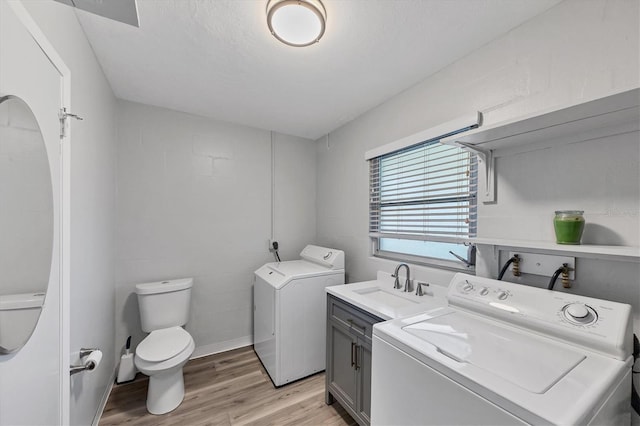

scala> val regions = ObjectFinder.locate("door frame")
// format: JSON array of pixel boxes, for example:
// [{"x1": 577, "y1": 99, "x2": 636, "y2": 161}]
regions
[{"x1": 6, "y1": 1, "x2": 71, "y2": 424}]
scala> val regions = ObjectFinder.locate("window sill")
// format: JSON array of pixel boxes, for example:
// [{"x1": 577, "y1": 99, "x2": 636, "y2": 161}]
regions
[{"x1": 373, "y1": 251, "x2": 475, "y2": 273}]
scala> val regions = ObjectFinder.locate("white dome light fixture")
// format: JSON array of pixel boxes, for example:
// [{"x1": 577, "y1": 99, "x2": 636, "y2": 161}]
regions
[{"x1": 266, "y1": 0, "x2": 327, "y2": 47}]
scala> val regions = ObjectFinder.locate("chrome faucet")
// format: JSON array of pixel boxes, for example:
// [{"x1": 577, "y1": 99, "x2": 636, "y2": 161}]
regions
[
  {"x1": 392, "y1": 263, "x2": 411, "y2": 292},
  {"x1": 415, "y1": 281, "x2": 429, "y2": 296}
]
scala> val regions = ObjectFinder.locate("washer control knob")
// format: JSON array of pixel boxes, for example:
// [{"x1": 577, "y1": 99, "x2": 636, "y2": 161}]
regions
[
  {"x1": 479, "y1": 287, "x2": 489, "y2": 296},
  {"x1": 462, "y1": 282, "x2": 474, "y2": 292},
  {"x1": 563, "y1": 303, "x2": 596, "y2": 325},
  {"x1": 566, "y1": 303, "x2": 589, "y2": 319},
  {"x1": 497, "y1": 290, "x2": 508, "y2": 300}
]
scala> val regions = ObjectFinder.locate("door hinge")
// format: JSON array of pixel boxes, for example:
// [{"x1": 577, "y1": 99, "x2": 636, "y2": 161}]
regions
[{"x1": 59, "y1": 107, "x2": 83, "y2": 138}]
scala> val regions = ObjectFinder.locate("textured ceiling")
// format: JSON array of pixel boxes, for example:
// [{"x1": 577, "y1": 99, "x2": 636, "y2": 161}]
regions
[{"x1": 75, "y1": 0, "x2": 561, "y2": 140}]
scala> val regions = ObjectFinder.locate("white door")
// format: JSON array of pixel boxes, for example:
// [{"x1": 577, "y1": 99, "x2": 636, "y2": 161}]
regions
[{"x1": 0, "y1": 2, "x2": 70, "y2": 424}]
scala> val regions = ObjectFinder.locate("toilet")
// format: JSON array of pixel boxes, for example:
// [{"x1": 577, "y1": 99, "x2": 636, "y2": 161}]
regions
[
  {"x1": 0, "y1": 292, "x2": 45, "y2": 353},
  {"x1": 134, "y1": 278, "x2": 195, "y2": 415}
]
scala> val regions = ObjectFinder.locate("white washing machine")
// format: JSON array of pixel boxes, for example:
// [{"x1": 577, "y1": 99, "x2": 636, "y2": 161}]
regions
[
  {"x1": 372, "y1": 273, "x2": 633, "y2": 425},
  {"x1": 254, "y1": 245, "x2": 345, "y2": 386}
]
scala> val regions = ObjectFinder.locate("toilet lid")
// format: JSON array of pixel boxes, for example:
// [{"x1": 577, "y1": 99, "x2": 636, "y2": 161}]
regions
[{"x1": 136, "y1": 327, "x2": 192, "y2": 362}]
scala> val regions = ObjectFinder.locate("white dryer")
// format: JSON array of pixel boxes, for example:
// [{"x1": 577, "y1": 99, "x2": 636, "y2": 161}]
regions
[
  {"x1": 254, "y1": 245, "x2": 345, "y2": 387},
  {"x1": 371, "y1": 273, "x2": 633, "y2": 425}
]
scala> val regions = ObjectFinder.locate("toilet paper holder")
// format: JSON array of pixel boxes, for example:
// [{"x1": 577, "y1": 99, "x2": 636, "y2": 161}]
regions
[{"x1": 70, "y1": 347, "x2": 101, "y2": 375}]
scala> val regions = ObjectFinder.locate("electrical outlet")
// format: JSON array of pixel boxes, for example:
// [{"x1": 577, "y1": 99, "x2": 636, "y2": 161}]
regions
[
  {"x1": 268, "y1": 239, "x2": 278, "y2": 252},
  {"x1": 509, "y1": 252, "x2": 575, "y2": 280}
]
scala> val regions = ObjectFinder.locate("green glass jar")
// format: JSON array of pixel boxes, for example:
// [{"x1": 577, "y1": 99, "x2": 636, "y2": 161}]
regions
[{"x1": 554, "y1": 210, "x2": 585, "y2": 244}]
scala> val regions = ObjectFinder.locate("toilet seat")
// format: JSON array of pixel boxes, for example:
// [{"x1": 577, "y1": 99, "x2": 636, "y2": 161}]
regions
[
  {"x1": 137, "y1": 327, "x2": 192, "y2": 362},
  {"x1": 135, "y1": 338, "x2": 194, "y2": 375}
]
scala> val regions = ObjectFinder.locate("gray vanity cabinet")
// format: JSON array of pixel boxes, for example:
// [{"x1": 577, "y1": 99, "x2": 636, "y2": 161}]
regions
[{"x1": 326, "y1": 294, "x2": 383, "y2": 426}]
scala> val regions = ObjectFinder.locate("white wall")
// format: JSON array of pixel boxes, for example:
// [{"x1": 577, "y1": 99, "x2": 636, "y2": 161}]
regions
[
  {"x1": 317, "y1": 3, "x2": 639, "y2": 416},
  {"x1": 316, "y1": 0, "x2": 638, "y2": 308},
  {"x1": 273, "y1": 133, "x2": 318, "y2": 261},
  {"x1": 115, "y1": 101, "x2": 316, "y2": 357},
  {"x1": 20, "y1": 1, "x2": 118, "y2": 425}
]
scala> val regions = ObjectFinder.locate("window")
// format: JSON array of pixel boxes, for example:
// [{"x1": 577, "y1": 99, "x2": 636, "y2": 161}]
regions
[{"x1": 369, "y1": 132, "x2": 477, "y2": 269}]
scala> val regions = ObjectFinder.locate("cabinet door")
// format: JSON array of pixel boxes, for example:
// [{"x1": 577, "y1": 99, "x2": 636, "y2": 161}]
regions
[
  {"x1": 357, "y1": 338, "x2": 373, "y2": 425},
  {"x1": 327, "y1": 321, "x2": 358, "y2": 410}
]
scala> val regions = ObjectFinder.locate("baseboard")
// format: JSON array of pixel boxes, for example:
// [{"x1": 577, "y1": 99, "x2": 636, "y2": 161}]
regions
[
  {"x1": 191, "y1": 335, "x2": 253, "y2": 359},
  {"x1": 92, "y1": 369, "x2": 116, "y2": 426}
]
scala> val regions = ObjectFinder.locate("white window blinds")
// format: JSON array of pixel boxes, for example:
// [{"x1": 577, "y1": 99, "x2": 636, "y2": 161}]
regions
[{"x1": 369, "y1": 127, "x2": 478, "y2": 264}]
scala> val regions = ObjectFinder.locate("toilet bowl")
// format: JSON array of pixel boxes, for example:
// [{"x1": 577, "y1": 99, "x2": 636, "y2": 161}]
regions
[
  {"x1": 134, "y1": 327, "x2": 195, "y2": 414},
  {"x1": 134, "y1": 278, "x2": 194, "y2": 415}
]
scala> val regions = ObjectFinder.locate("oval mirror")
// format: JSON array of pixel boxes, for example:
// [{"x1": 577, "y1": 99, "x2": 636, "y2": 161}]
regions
[{"x1": 0, "y1": 95, "x2": 53, "y2": 354}]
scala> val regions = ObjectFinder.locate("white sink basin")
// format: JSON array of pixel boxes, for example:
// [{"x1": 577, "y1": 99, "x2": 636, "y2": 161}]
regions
[
  {"x1": 327, "y1": 274, "x2": 448, "y2": 321},
  {"x1": 352, "y1": 287, "x2": 420, "y2": 309}
]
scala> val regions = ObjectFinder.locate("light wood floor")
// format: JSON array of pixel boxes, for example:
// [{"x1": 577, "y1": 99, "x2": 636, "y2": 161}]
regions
[{"x1": 100, "y1": 346, "x2": 356, "y2": 426}]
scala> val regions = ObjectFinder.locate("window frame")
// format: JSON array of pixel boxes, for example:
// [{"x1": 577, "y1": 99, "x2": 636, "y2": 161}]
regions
[{"x1": 368, "y1": 128, "x2": 478, "y2": 271}]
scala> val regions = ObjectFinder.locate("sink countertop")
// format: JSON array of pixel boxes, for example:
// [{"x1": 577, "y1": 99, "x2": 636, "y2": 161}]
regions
[{"x1": 326, "y1": 271, "x2": 449, "y2": 320}]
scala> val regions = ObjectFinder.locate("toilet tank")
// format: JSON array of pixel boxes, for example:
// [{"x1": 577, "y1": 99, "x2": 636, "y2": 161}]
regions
[
  {"x1": 135, "y1": 278, "x2": 193, "y2": 332},
  {"x1": 0, "y1": 292, "x2": 45, "y2": 352}
]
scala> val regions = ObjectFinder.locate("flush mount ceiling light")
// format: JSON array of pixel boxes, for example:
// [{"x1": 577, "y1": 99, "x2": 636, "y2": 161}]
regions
[{"x1": 266, "y1": 0, "x2": 327, "y2": 47}]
